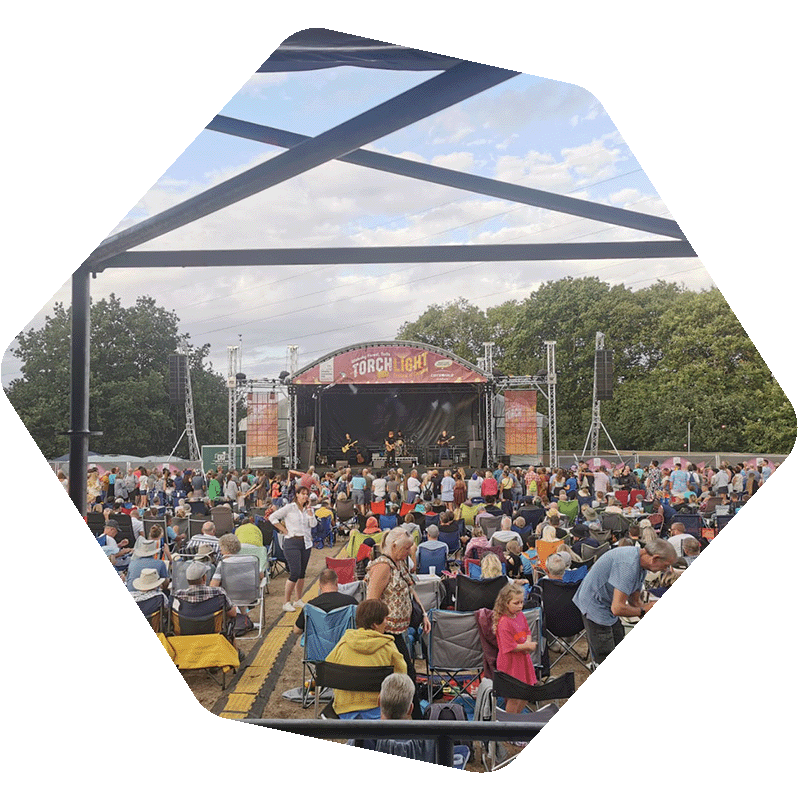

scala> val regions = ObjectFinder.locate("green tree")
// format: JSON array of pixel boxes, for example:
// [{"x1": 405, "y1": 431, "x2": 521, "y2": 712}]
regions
[
  {"x1": 397, "y1": 298, "x2": 491, "y2": 364},
  {"x1": 396, "y1": 278, "x2": 796, "y2": 454},
  {"x1": 5, "y1": 295, "x2": 231, "y2": 460}
]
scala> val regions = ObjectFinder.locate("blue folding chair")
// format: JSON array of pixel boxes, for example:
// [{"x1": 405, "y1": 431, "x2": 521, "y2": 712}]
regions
[
  {"x1": 313, "y1": 516, "x2": 336, "y2": 548},
  {"x1": 302, "y1": 603, "x2": 358, "y2": 709},
  {"x1": 379, "y1": 514, "x2": 398, "y2": 530},
  {"x1": 418, "y1": 545, "x2": 448, "y2": 577}
]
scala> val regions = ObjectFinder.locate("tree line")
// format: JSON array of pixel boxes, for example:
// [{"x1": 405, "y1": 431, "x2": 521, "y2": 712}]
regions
[
  {"x1": 397, "y1": 277, "x2": 796, "y2": 454},
  {"x1": 5, "y1": 294, "x2": 232, "y2": 460}
]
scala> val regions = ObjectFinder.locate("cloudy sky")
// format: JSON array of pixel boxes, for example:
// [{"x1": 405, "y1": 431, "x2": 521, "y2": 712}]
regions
[{"x1": 1, "y1": 58, "x2": 709, "y2": 385}]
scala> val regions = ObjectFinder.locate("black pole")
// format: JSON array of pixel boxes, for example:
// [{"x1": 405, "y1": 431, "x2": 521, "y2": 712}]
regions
[{"x1": 68, "y1": 265, "x2": 91, "y2": 516}]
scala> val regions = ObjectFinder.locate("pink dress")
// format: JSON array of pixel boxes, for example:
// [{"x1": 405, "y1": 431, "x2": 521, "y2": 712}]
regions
[{"x1": 496, "y1": 613, "x2": 537, "y2": 686}]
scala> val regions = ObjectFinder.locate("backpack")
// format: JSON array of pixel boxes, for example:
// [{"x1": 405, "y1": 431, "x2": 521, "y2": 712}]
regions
[
  {"x1": 424, "y1": 702, "x2": 472, "y2": 759},
  {"x1": 422, "y1": 484, "x2": 433, "y2": 501}
]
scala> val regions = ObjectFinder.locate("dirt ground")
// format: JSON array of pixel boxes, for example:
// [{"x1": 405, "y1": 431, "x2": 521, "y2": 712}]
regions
[{"x1": 178, "y1": 540, "x2": 592, "y2": 770}]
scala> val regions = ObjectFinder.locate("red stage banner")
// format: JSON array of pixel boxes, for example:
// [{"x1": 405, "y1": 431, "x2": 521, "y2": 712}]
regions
[
  {"x1": 292, "y1": 345, "x2": 487, "y2": 385},
  {"x1": 505, "y1": 390, "x2": 538, "y2": 455},
  {"x1": 247, "y1": 392, "x2": 279, "y2": 458}
]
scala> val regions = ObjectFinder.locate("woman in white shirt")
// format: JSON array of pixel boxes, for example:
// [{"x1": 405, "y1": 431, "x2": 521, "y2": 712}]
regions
[{"x1": 269, "y1": 485, "x2": 318, "y2": 612}]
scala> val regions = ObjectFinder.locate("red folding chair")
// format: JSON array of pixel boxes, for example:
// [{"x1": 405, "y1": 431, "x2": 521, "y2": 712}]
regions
[
  {"x1": 370, "y1": 500, "x2": 386, "y2": 515},
  {"x1": 615, "y1": 490, "x2": 630, "y2": 507},
  {"x1": 630, "y1": 489, "x2": 645, "y2": 505},
  {"x1": 325, "y1": 557, "x2": 356, "y2": 585},
  {"x1": 399, "y1": 502, "x2": 415, "y2": 518}
]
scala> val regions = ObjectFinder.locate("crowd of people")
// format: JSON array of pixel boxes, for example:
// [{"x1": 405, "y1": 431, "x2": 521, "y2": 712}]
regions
[{"x1": 80, "y1": 454, "x2": 775, "y2": 766}]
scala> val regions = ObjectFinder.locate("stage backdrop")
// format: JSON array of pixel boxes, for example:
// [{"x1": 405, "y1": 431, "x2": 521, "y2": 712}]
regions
[
  {"x1": 319, "y1": 386, "x2": 478, "y2": 458},
  {"x1": 246, "y1": 392, "x2": 280, "y2": 459},
  {"x1": 504, "y1": 390, "x2": 538, "y2": 455},
  {"x1": 293, "y1": 343, "x2": 487, "y2": 385}
]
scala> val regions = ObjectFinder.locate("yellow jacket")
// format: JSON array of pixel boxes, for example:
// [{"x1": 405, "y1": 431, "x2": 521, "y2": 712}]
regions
[{"x1": 325, "y1": 628, "x2": 406, "y2": 714}]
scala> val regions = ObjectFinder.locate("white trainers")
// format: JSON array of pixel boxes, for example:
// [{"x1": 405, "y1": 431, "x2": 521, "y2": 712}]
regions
[
  {"x1": 282, "y1": 602, "x2": 296, "y2": 613},
  {"x1": 293, "y1": 599, "x2": 305, "y2": 608}
]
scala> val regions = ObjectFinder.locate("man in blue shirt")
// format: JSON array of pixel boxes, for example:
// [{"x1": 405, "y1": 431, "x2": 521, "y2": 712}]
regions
[{"x1": 573, "y1": 539, "x2": 677, "y2": 664}]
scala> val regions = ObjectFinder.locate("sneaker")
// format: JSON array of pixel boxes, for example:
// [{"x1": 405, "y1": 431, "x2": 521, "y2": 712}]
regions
[
  {"x1": 293, "y1": 599, "x2": 305, "y2": 608},
  {"x1": 282, "y1": 602, "x2": 296, "y2": 613}
]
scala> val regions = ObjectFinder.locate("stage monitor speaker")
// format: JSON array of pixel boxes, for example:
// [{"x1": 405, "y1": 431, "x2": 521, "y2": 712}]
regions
[
  {"x1": 271, "y1": 457, "x2": 283, "y2": 470},
  {"x1": 335, "y1": 460, "x2": 348, "y2": 470},
  {"x1": 299, "y1": 442, "x2": 315, "y2": 467},
  {"x1": 372, "y1": 457, "x2": 386, "y2": 469},
  {"x1": 440, "y1": 459, "x2": 453, "y2": 468},
  {"x1": 595, "y1": 349, "x2": 614, "y2": 401},
  {"x1": 468, "y1": 440, "x2": 484, "y2": 466},
  {"x1": 398, "y1": 457, "x2": 414, "y2": 470}
]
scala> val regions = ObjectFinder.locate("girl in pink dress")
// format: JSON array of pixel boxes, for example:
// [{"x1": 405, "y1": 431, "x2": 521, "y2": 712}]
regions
[{"x1": 493, "y1": 584, "x2": 538, "y2": 713}]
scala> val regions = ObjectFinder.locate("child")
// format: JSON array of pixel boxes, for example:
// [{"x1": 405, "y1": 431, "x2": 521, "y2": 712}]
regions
[{"x1": 493, "y1": 584, "x2": 537, "y2": 713}]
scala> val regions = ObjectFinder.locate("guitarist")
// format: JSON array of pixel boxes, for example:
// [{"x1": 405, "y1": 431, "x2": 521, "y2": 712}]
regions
[
  {"x1": 436, "y1": 429, "x2": 455, "y2": 465},
  {"x1": 384, "y1": 430, "x2": 397, "y2": 466},
  {"x1": 341, "y1": 434, "x2": 359, "y2": 466}
]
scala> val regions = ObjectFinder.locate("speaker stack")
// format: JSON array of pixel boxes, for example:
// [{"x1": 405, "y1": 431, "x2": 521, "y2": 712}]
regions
[{"x1": 595, "y1": 349, "x2": 614, "y2": 401}]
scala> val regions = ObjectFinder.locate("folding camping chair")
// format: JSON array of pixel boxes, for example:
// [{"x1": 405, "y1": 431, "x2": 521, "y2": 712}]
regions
[
  {"x1": 219, "y1": 555, "x2": 267, "y2": 639},
  {"x1": 239, "y1": 544, "x2": 269, "y2": 580},
  {"x1": 313, "y1": 516, "x2": 336, "y2": 548},
  {"x1": 418, "y1": 546, "x2": 448, "y2": 577},
  {"x1": 454, "y1": 574, "x2": 508, "y2": 612},
  {"x1": 479, "y1": 515, "x2": 503, "y2": 538},
  {"x1": 336, "y1": 580, "x2": 366, "y2": 603},
  {"x1": 315, "y1": 661, "x2": 394, "y2": 718},
  {"x1": 478, "y1": 671, "x2": 575, "y2": 771},
  {"x1": 601, "y1": 513, "x2": 628, "y2": 536},
  {"x1": 425, "y1": 609, "x2": 484, "y2": 707},
  {"x1": 302, "y1": 603, "x2": 358, "y2": 708},
  {"x1": 325, "y1": 557, "x2": 356, "y2": 585},
  {"x1": 210, "y1": 505, "x2": 235, "y2": 535},
  {"x1": 136, "y1": 594, "x2": 166, "y2": 633},
  {"x1": 716, "y1": 513, "x2": 734, "y2": 532},
  {"x1": 378, "y1": 514, "x2": 398, "y2": 530},
  {"x1": 561, "y1": 565, "x2": 588, "y2": 583},
  {"x1": 370, "y1": 500, "x2": 386, "y2": 516},
  {"x1": 629, "y1": 489, "x2": 645, "y2": 505},
  {"x1": 345, "y1": 529, "x2": 386, "y2": 559},
  {"x1": 580, "y1": 541, "x2": 610, "y2": 564},
  {"x1": 413, "y1": 574, "x2": 445, "y2": 613},
  {"x1": 672, "y1": 513, "x2": 701, "y2": 537},
  {"x1": 614, "y1": 490, "x2": 630, "y2": 507},
  {"x1": 188, "y1": 516, "x2": 207, "y2": 538},
  {"x1": 167, "y1": 594, "x2": 239, "y2": 688},
  {"x1": 269, "y1": 533, "x2": 289, "y2": 578},
  {"x1": 170, "y1": 556, "x2": 214, "y2": 592},
  {"x1": 538, "y1": 577, "x2": 593, "y2": 672},
  {"x1": 467, "y1": 560, "x2": 506, "y2": 579},
  {"x1": 86, "y1": 512, "x2": 106, "y2": 536}
]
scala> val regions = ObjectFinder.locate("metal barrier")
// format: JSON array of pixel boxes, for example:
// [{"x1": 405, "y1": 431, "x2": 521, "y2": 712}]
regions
[{"x1": 243, "y1": 718, "x2": 547, "y2": 768}]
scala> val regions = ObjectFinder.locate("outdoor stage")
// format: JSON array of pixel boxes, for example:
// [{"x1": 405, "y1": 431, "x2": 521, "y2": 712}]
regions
[{"x1": 290, "y1": 341, "x2": 493, "y2": 470}]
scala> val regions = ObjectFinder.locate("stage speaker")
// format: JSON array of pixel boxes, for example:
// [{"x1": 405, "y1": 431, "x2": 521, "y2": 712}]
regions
[
  {"x1": 335, "y1": 460, "x2": 348, "y2": 470},
  {"x1": 301, "y1": 426, "x2": 315, "y2": 442},
  {"x1": 441, "y1": 459, "x2": 453, "y2": 468},
  {"x1": 271, "y1": 457, "x2": 283, "y2": 470},
  {"x1": 595, "y1": 349, "x2": 614, "y2": 401},
  {"x1": 168, "y1": 353, "x2": 186, "y2": 405},
  {"x1": 398, "y1": 457, "x2": 414, "y2": 470},
  {"x1": 469, "y1": 440, "x2": 484, "y2": 466},
  {"x1": 372, "y1": 457, "x2": 386, "y2": 469},
  {"x1": 299, "y1": 442, "x2": 315, "y2": 467}
]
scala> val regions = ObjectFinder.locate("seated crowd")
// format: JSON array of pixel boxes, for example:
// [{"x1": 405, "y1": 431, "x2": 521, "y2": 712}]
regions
[{"x1": 85, "y1": 455, "x2": 772, "y2": 765}]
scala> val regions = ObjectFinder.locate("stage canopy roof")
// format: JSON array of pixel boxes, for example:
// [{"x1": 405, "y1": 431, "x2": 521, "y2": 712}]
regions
[{"x1": 292, "y1": 341, "x2": 489, "y2": 386}]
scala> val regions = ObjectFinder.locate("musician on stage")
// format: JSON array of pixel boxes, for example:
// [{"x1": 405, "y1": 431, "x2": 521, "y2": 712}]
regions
[
  {"x1": 436, "y1": 429, "x2": 454, "y2": 465},
  {"x1": 385, "y1": 430, "x2": 397, "y2": 466},
  {"x1": 341, "y1": 433, "x2": 358, "y2": 466}
]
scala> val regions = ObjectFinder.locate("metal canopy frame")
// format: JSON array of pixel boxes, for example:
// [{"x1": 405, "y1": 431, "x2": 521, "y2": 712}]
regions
[{"x1": 66, "y1": 29, "x2": 694, "y2": 515}]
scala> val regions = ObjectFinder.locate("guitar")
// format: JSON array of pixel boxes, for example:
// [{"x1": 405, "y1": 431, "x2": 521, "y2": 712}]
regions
[
  {"x1": 341, "y1": 440, "x2": 359, "y2": 453},
  {"x1": 437, "y1": 436, "x2": 455, "y2": 447}
]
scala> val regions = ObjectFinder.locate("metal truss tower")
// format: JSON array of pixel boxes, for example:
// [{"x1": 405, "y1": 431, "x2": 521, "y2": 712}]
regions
[
  {"x1": 227, "y1": 345, "x2": 241, "y2": 470},
  {"x1": 545, "y1": 340, "x2": 557, "y2": 469},
  {"x1": 169, "y1": 337, "x2": 201, "y2": 462}
]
